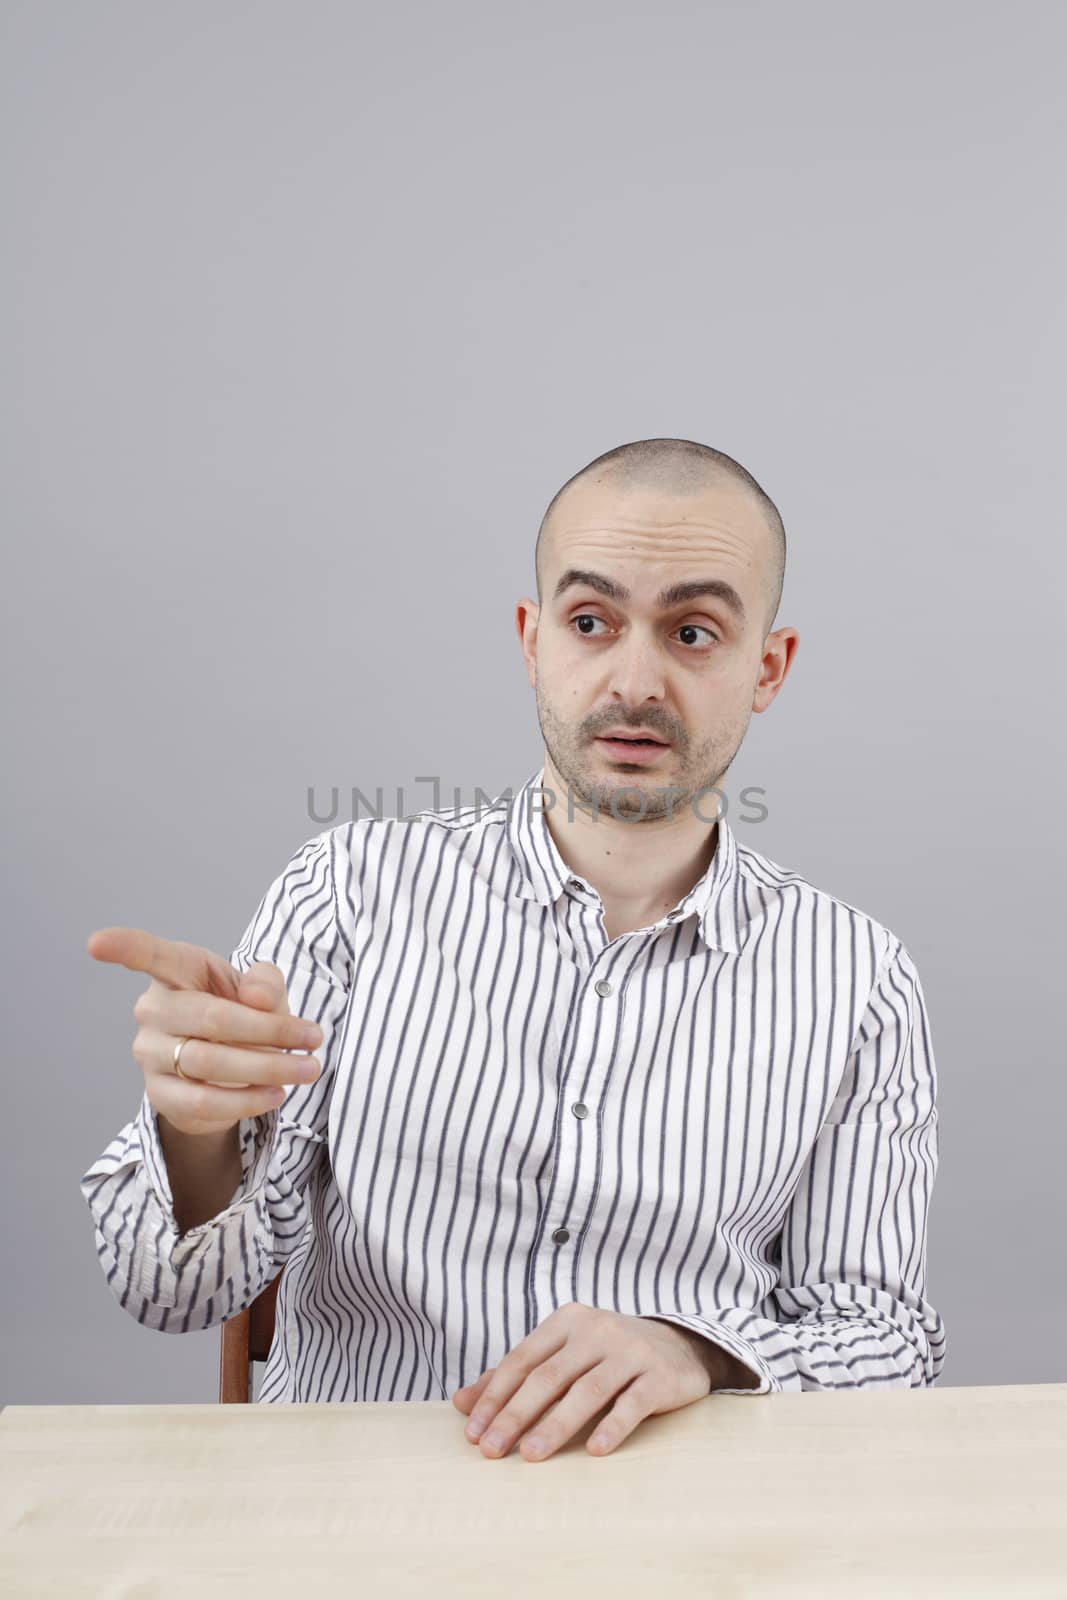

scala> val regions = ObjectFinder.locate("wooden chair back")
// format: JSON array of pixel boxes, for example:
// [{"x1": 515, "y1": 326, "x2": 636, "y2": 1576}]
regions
[{"x1": 218, "y1": 1273, "x2": 282, "y2": 1403}]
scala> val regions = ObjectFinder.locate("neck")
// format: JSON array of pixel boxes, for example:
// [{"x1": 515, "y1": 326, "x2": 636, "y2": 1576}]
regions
[{"x1": 538, "y1": 750, "x2": 720, "y2": 919}]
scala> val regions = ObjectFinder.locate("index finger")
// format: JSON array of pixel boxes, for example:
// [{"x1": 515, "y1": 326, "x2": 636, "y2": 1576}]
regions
[{"x1": 85, "y1": 927, "x2": 240, "y2": 999}]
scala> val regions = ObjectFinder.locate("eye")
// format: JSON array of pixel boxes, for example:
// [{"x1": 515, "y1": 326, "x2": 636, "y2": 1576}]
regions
[
  {"x1": 570, "y1": 614, "x2": 718, "y2": 648},
  {"x1": 674, "y1": 623, "x2": 718, "y2": 648}
]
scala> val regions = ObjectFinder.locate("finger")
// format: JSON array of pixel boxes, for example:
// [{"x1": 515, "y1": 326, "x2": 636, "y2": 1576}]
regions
[
  {"x1": 472, "y1": 1346, "x2": 606, "y2": 1458},
  {"x1": 87, "y1": 928, "x2": 240, "y2": 998},
  {"x1": 151, "y1": 1032, "x2": 322, "y2": 1089},
  {"x1": 513, "y1": 1362, "x2": 629, "y2": 1461},
  {"x1": 150, "y1": 1071, "x2": 290, "y2": 1125},
  {"x1": 237, "y1": 961, "x2": 291, "y2": 1012},
  {"x1": 463, "y1": 1306, "x2": 583, "y2": 1442},
  {"x1": 463, "y1": 1330, "x2": 568, "y2": 1442},
  {"x1": 516, "y1": 1362, "x2": 648, "y2": 1462},
  {"x1": 452, "y1": 1369, "x2": 496, "y2": 1413},
  {"x1": 583, "y1": 1371, "x2": 658, "y2": 1456},
  {"x1": 138, "y1": 988, "x2": 322, "y2": 1052}
]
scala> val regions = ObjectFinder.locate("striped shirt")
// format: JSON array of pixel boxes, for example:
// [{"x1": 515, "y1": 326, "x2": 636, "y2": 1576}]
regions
[{"x1": 81, "y1": 765, "x2": 946, "y2": 1400}]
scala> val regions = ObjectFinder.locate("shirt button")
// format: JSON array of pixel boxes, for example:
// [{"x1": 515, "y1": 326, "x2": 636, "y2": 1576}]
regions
[
  {"x1": 551, "y1": 1227, "x2": 570, "y2": 1244},
  {"x1": 571, "y1": 1102, "x2": 588, "y2": 1119},
  {"x1": 594, "y1": 979, "x2": 613, "y2": 997}
]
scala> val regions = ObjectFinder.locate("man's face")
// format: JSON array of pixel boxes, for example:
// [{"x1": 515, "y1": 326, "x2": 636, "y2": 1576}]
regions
[{"x1": 517, "y1": 476, "x2": 784, "y2": 822}]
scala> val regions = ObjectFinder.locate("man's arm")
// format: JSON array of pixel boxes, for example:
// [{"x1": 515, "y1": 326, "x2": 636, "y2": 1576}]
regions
[
  {"x1": 156, "y1": 1119, "x2": 243, "y2": 1236},
  {"x1": 80, "y1": 830, "x2": 353, "y2": 1331},
  {"x1": 672, "y1": 1330, "x2": 761, "y2": 1390},
  {"x1": 645, "y1": 939, "x2": 946, "y2": 1393}
]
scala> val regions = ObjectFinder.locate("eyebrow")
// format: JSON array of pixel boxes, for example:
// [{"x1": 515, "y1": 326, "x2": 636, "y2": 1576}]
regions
[{"x1": 552, "y1": 567, "x2": 747, "y2": 625}]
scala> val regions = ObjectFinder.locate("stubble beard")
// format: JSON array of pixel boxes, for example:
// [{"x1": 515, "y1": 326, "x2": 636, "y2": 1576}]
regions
[{"x1": 535, "y1": 686, "x2": 747, "y2": 824}]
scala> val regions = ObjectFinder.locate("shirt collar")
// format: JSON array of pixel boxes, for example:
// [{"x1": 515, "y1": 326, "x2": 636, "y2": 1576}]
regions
[{"x1": 503, "y1": 765, "x2": 742, "y2": 954}]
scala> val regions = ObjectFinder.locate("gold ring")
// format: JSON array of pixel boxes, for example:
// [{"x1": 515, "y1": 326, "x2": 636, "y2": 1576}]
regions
[{"x1": 174, "y1": 1036, "x2": 196, "y2": 1081}]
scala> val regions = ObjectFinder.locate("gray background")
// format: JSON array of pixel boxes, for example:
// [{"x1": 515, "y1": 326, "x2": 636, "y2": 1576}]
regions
[{"x1": 2, "y1": 0, "x2": 1063, "y2": 1403}]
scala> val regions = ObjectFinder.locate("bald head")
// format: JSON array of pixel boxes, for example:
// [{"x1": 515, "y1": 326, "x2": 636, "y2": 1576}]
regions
[{"x1": 535, "y1": 438, "x2": 786, "y2": 636}]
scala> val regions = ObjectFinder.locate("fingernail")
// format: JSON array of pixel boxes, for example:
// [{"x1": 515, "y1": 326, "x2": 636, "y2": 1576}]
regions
[
  {"x1": 466, "y1": 1416, "x2": 486, "y2": 1440},
  {"x1": 483, "y1": 1430, "x2": 505, "y2": 1452}
]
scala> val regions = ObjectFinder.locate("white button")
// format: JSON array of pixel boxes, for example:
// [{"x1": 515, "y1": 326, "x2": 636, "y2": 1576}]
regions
[{"x1": 594, "y1": 979, "x2": 613, "y2": 998}]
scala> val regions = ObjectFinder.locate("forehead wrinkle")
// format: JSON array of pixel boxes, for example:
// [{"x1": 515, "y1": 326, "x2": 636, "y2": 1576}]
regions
[
  {"x1": 553, "y1": 514, "x2": 760, "y2": 544},
  {"x1": 554, "y1": 529, "x2": 756, "y2": 560},
  {"x1": 552, "y1": 515, "x2": 763, "y2": 553},
  {"x1": 551, "y1": 526, "x2": 763, "y2": 589},
  {"x1": 559, "y1": 513, "x2": 754, "y2": 534}
]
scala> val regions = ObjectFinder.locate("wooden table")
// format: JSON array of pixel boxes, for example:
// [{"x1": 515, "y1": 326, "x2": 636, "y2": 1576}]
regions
[{"x1": 2, "y1": 1384, "x2": 1065, "y2": 1597}]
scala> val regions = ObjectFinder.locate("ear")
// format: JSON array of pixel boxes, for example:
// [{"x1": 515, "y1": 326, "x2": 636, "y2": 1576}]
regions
[
  {"x1": 752, "y1": 627, "x2": 799, "y2": 713},
  {"x1": 515, "y1": 597, "x2": 539, "y2": 688}
]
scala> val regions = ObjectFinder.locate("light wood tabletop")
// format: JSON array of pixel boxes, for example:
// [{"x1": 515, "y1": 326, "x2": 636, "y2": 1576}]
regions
[{"x1": 2, "y1": 1383, "x2": 1065, "y2": 1597}]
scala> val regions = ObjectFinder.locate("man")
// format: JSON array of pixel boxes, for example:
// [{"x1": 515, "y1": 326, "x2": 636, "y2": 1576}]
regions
[{"x1": 83, "y1": 437, "x2": 945, "y2": 1462}]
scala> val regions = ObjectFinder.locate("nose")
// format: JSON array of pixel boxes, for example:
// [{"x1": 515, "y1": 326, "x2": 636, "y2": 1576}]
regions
[{"x1": 605, "y1": 625, "x2": 667, "y2": 707}]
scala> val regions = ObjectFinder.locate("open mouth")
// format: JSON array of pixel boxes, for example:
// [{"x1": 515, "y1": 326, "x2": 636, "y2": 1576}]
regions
[
  {"x1": 598, "y1": 734, "x2": 668, "y2": 746},
  {"x1": 595, "y1": 735, "x2": 671, "y2": 762}
]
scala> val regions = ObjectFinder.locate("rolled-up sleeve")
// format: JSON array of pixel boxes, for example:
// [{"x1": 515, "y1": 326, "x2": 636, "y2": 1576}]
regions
[
  {"x1": 646, "y1": 939, "x2": 946, "y2": 1394},
  {"x1": 80, "y1": 827, "x2": 353, "y2": 1334}
]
